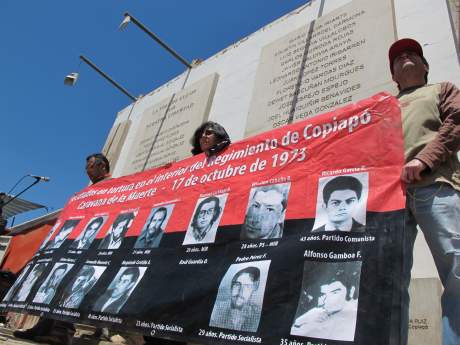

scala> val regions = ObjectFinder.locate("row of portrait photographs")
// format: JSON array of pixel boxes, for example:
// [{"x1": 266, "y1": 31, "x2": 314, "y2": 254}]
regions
[
  {"x1": 3, "y1": 261, "x2": 147, "y2": 315},
  {"x1": 57, "y1": 265, "x2": 146, "y2": 312},
  {"x1": 3, "y1": 259, "x2": 361, "y2": 340},
  {"x1": 181, "y1": 171, "x2": 368, "y2": 244},
  {"x1": 160, "y1": 181, "x2": 292, "y2": 246},
  {"x1": 39, "y1": 211, "x2": 137, "y2": 252},
  {"x1": 37, "y1": 171, "x2": 369, "y2": 253},
  {"x1": 291, "y1": 261, "x2": 362, "y2": 342},
  {"x1": 4, "y1": 258, "x2": 270, "y2": 329}
]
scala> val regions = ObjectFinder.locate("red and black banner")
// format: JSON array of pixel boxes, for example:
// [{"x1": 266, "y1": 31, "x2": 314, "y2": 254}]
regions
[{"x1": 2, "y1": 93, "x2": 405, "y2": 345}]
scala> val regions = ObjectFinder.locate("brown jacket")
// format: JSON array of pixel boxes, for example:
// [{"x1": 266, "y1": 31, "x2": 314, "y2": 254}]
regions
[{"x1": 398, "y1": 82, "x2": 460, "y2": 190}]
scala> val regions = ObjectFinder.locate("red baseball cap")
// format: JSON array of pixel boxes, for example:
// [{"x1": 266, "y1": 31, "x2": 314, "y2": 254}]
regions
[{"x1": 388, "y1": 38, "x2": 424, "y2": 73}]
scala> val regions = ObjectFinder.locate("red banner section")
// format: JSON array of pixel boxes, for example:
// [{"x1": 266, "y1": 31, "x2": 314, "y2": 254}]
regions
[
  {"x1": 2, "y1": 93, "x2": 406, "y2": 345},
  {"x1": 61, "y1": 92, "x2": 403, "y2": 238}
]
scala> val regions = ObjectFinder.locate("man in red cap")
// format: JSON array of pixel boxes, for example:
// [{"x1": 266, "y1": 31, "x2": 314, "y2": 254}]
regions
[{"x1": 389, "y1": 38, "x2": 460, "y2": 345}]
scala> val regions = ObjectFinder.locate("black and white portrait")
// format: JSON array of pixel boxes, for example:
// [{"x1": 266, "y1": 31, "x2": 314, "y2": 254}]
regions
[
  {"x1": 45, "y1": 219, "x2": 80, "y2": 249},
  {"x1": 12, "y1": 263, "x2": 48, "y2": 302},
  {"x1": 291, "y1": 261, "x2": 361, "y2": 341},
  {"x1": 241, "y1": 183, "x2": 290, "y2": 240},
  {"x1": 71, "y1": 215, "x2": 107, "y2": 250},
  {"x1": 209, "y1": 260, "x2": 270, "y2": 332},
  {"x1": 312, "y1": 173, "x2": 368, "y2": 232},
  {"x1": 39, "y1": 221, "x2": 61, "y2": 251},
  {"x1": 99, "y1": 211, "x2": 136, "y2": 250},
  {"x1": 2, "y1": 263, "x2": 33, "y2": 302},
  {"x1": 183, "y1": 194, "x2": 228, "y2": 245},
  {"x1": 93, "y1": 266, "x2": 147, "y2": 314},
  {"x1": 32, "y1": 262, "x2": 74, "y2": 304},
  {"x1": 134, "y1": 205, "x2": 174, "y2": 249},
  {"x1": 59, "y1": 265, "x2": 106, "y2": 309}
]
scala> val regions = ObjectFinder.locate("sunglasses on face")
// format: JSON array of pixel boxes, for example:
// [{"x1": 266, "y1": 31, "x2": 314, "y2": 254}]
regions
[{"x1": 202, "y1": 128, "x2": 215, "y2": 136}]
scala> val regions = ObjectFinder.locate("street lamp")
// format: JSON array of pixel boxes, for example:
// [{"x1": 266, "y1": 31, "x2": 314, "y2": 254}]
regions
[
  {"x1": 0, "y1": 175, "x2": 49, "y2": 233},
  {"x1": 64, "y1": 55, "x2": 138, "y2": 102},
  {"x1": 119, "y1": 12, "x2": 193, "y2": 69}
]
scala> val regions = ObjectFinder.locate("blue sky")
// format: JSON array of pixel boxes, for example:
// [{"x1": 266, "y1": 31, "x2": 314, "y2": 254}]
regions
[{"x1": 1, "y1": 1, "x2": 308, "y2": 226}]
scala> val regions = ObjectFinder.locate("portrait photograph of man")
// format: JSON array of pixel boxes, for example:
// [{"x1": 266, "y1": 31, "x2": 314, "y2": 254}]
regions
[
  {"x1": 241, "y1": 183, "x2": 290, "y2": 240},
  {"x1": 312, "y1": 173, "x2": 368, "y2": 232},
  {"x1": 32, "y1": 262, "x2": 74, "y2": 304},
  {"x1": 38, "y1": 221, "x2": 61, "y2": 251},
  {"x1": 291, "y1": 261, "x2": 361, "y2": 341},
  {"x1": 93, "y1": 266, "x2": 147, "y2": 314},
  {"x1": 183, "y1": 194, "x2": 228, "y2": 245},
  {"x1": 3, "y1": 263, "x2": 33, "y2": 302},
  {"x1": 45, "y1": 219, "x2": 80, "y2": 250},
  {"x1": 209, "y1": 260, "x2": 270, "y2": 332},
  {"x1": 71, "y1": 215, "x2": 107, "y2": 250},
  {"x1": 134, "y1": 205, "x2": 174, "y2": 249},
  {"x1": 59, "y1": 265, "x2": 106, "y2": 309},
  {"x1": 99, "y1": 211, "x2": 136, "y2": 250},
  {"x1": 12, "y1": 263, "x2": 48, "y2": 302}
]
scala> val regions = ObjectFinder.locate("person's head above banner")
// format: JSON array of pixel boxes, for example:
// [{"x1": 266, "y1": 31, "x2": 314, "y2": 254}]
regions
[
  {"x1": 191, "y1": 121, "x2": 231, "y2": 157},
  {"x1": 388, "y1": 38, "x2": 429, "y2": 91},
  {"x1": 86, "y1": 153, "x2": 111, "y2": 184}
]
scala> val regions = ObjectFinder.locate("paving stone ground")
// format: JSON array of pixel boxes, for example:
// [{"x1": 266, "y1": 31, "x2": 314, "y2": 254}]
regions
[{"x1": 0, "y1": 326, "x2": 140, "y2": 345}]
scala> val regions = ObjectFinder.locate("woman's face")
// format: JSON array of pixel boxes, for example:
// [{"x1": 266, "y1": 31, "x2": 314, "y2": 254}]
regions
[{"x1": 199, "y1": 127, "x2": 218, "y2": 153}]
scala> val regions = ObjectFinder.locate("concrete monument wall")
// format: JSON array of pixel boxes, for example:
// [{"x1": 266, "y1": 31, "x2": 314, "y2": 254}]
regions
[
  {"x1": 408, "y1": 278, "x2": 443, "y2": 345},
  {"x1": 120, "y1": 74, "x2": 218, "y2": 175},
  {"x1": 246, "y1": 0, "x2": 396, "y2": 136}
]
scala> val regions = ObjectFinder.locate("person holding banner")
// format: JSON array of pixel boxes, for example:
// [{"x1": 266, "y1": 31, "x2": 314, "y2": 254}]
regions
[
  {"x1": 389, "y1": 38, "x2": 460, "y2": 344},
  {"x1": 143, "y1": 123, "x2": 231, "y2": 345},
  {"x1": 85, "y1": 152, "x2": 112, "y2": 184},
  {"x1": 181, "y1": 122, "x2": 230, "y2": 245},
  {"x1": 190, "y1": 121, "x2": 231, "y2": 156},
  {"x1": 13, "y1": 153, "x2": 112, "y2": 345}
]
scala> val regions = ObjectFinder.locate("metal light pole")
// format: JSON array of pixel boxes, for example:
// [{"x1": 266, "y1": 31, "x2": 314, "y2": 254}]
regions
[
  {"x1": 119, "y1": 12, "x2": 193, "y2": 69},
  {"x1": 64, "y1": 55, "x2": 138, "y2": 102},
  {"x1": 0, "y1": 175, "x2": 49, "y2": 233}
]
